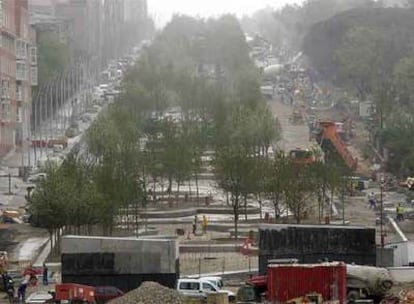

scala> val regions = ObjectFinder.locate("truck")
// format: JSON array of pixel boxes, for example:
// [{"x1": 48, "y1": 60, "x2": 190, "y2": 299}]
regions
[{"x1": 236, "y1": 263, "x2": 393, "y2": 303}]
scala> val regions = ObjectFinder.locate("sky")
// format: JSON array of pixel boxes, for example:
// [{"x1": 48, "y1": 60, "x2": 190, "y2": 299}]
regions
[{"x1": 148, "y1": 0, "x2": 305, "y2": 27}]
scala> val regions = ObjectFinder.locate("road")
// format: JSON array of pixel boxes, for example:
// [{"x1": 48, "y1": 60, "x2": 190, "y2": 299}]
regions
[{"x1": 270, "y1": 98, "x2": 310, "y2": 152}]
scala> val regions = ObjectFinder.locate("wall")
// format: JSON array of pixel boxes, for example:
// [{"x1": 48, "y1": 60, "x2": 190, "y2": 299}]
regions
[
  {"x1": 388, "y1": 267, "x2": 414, "y2": 283},
  {"x1": 61, "y1": 235, "x2": 179, "y2": 291},
  {"x1": 258, "y1": 224, "x2": 377, "y2": 274},
  {"x1": 385, "y1": 241, "x2": 414, "y2": 266}
]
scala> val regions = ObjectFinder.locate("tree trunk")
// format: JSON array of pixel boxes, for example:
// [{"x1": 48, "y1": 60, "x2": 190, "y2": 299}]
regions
[
  {"x1": 233, "y1": 195, "x2": 239, "y2": 241},
  {"x1": 49, "y1": 230, "x2": 53, "y2": 260},
  {"x1": 195, "y1": 173, "x2": 200, "y2": 206},
  {"x1": 296, "y1": 205, "x2": 301, "y2": 224},
  {"x1": 176, "y1": 181, "x2": 181, "y2": 207},
  {"x1": 168, "y1": 177, "x2": 173, "y2": 199},
  {"x1": 244, "y1": 194, "x2": 248, "y2": 221},
  {"x1": 153, "y1": 177, "x2": 157, "y2": 201}
]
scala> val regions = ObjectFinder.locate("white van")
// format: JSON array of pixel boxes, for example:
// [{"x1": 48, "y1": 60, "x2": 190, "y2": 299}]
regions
[
  {"x1": 177, "y1": 278, "x2": 235, "y2": 301},
  {"x1": 203, "y1": 276, "x2": 224, "y2": 289}
]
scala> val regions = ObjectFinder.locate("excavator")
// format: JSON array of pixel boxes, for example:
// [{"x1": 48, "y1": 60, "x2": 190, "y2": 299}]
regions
[{"x1": 315, "y1": 121, "x2": 358, "y2": 171}]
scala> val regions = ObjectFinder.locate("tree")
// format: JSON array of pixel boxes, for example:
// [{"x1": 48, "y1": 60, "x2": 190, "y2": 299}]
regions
[
  {"x1": 394, "y1": 52, "x2": 414, "y2": 110},
  {"x1": 28, "y1": 164, "x2": 68, "y2": 256},
  {"x1": 335, "y1": 26, "x2": 381, "y2": 100},
  {"x1": 264, "y1": 152, "x2": 290, "y2": 219},
  {"x1": 37, "y1": 33, "x2": 70, "y2": 89},
  {"x1": 215, "y1": 146, "x2": 255, "y2": 240}
]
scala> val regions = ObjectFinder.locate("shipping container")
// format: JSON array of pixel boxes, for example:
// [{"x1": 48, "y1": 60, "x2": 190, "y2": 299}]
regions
[
  {"x1": 259, "y1": 224, "x2": 376, "y2": 274},
  {"x1": 267, "y1": 262, "x2": 347, "y2": 304}
]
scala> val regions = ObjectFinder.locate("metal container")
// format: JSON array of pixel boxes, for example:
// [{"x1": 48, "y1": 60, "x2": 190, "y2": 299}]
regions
[{"x1": 267, "y1": 262, "x2": 347, "y2": 304}]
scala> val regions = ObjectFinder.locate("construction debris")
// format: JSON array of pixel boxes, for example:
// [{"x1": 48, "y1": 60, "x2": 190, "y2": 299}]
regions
[{"x1": 109, "y1": 281, "x2": 182, "y2": 304}]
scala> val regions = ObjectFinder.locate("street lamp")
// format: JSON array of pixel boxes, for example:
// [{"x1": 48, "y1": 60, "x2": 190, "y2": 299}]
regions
[{"x1": 380, "y1": 176, "x2": 385, "y2": 248}]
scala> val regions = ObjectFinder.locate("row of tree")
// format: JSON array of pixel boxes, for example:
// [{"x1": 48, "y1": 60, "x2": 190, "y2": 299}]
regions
[{"x1": 28, "y1": 14, "x2": 350, "y2": 246}]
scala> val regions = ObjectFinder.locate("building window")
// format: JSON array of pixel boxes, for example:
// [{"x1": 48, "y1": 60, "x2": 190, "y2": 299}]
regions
[
  {"x1": 1, "y1": 103, "x2": 10, "y2": 121},
  {"x1": 16, "y1": 84, "x2": 23, "y2": 101},
  {"x1": 16, "y1": 106, "x2": 22, "y2": 123},
  {"x1": 16, "y1": 63, "x2": 26, "y2": 81},
  {"x1": 16, "y1": 40, "x2": 26, "y2": 60},
  {"x1": 1, "y1": 80, "x2": 9, "y2": 99},
  {"x1": 30, "y1": 47, "x2": 37, "y2": 65},
  {"x1": 31, "y1": 67, "x2": 38, "y2": 86}
]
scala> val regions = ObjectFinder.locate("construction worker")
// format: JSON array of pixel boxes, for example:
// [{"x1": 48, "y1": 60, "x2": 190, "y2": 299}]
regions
[
  {"x1": 17, "y1": 278, "x2": 28, "y2": 303},
  {"x1": 202, "y1": 215, "x2": 208, "y2": 235},
  {"x1": 368, "y1": 192, "x2": 376, "y2": 209},
  {"x1": 43, "y1": 263, "x2": 48, "y2": 286},
  {"x1": 397, "y1": 203, "x2": 405, "y2": 222}
]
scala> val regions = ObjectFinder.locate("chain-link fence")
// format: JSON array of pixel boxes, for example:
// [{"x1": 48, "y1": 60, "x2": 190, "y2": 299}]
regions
[{"x1": 180, "y1": 251, "x2": 257, "y2": 276}]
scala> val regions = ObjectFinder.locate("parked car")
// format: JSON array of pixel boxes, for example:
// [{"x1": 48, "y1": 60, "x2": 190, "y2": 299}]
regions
[
  {"x1": 177, "y1": 278, "x2": 235, "y2": 301},
  {"x1": 95, "y1": 286, "x2": 124, "y2": 303},
  {"x1": 25, "y1": 291, "x2": 53, "y2": 304},
  {"x1": 27, "y1": 173, "x2": 47, "y2": 183}
]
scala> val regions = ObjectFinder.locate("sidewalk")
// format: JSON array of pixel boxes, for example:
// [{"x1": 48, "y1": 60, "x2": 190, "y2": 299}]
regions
[{"x1": 3, "y1": 148, "x2": 25, "y2": 169}]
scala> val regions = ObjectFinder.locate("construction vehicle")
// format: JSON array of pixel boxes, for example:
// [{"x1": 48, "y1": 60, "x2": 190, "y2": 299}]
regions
[
  {"x1": 289, "y1": 144, "x2": 324, "y2": 166},
  {"x1": 289, "y1": 148, "x2": 315, "y2": 165},
  {"x1": 236, "y1": 263, "x2": 393, "y2": 303},
  {"x1": 316, "y1": 121, "x2": 358, "y2": 171}
]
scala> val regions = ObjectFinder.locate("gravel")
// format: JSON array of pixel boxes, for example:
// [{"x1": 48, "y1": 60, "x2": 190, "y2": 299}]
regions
[{"x1": 109, "y1": 281, "x2": 183, "y2": 304}]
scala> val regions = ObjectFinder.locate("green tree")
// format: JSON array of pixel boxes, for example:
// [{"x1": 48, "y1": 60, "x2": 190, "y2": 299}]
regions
[
  {"x1": 394, "y1": 52, "x2": 414, "y2": 110},
  {"x1": 335, "y1": 26, "x2": 381, "y2": 100},
  {"x1": 28, "y1": 164, "x2": 68, "y2": 255},
  {"x1": 37, "y1": 33, "x2": 70, "y2": 88}
]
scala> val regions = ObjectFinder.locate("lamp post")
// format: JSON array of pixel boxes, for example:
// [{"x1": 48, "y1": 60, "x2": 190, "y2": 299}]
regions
[{"x1": 380, "y1": 176, "x2": 385, "y2": 248}]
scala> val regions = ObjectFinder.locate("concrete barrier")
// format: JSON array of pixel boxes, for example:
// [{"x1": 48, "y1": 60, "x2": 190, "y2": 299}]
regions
[{"x1": 388, "y1": 267, "x2": 414, "y2": 283}]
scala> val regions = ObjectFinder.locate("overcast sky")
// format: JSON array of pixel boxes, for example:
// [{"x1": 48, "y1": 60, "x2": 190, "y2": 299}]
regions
[{"x1": 148, "y1": 0, "x2": 305, "y2": 27}]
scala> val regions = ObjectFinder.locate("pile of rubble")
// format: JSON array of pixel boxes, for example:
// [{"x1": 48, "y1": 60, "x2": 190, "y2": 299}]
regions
[{"x1": 109, "y1": 281, "x2": 182, "y2": 304}]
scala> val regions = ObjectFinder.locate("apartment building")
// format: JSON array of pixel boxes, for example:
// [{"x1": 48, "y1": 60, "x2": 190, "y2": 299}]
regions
[{"x1": 0, "y1": 0, "x2": 37, "y2": 157}]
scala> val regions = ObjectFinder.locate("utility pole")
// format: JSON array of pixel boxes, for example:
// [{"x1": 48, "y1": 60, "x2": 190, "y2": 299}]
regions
[{"x1": 380, "y1": 176, "x2": 385, "y2": 248}]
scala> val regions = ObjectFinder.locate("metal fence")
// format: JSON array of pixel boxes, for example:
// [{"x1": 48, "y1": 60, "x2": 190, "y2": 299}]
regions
[{"x1": 180, "y1": 251, "x2": 257, "y2": 276}]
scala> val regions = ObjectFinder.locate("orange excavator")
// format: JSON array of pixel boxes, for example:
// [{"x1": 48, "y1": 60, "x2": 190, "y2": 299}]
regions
[{"x1": 316, "y1": 121, "x2": 358, "y2": 171}]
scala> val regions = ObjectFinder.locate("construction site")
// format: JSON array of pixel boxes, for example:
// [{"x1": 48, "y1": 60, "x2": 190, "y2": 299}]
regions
[{"x1": 2, "y1": 13, "x2": 414, "y2": 304}]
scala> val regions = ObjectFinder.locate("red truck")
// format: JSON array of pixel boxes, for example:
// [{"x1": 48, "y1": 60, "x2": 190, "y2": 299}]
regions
[{"x1": 237, "y1": 262, "x2": 347, "y2": 303}]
